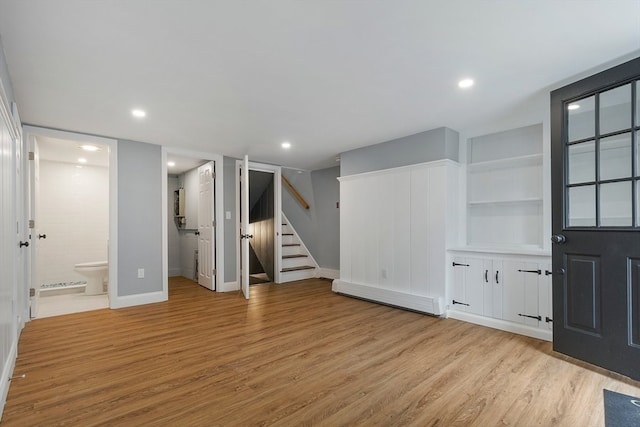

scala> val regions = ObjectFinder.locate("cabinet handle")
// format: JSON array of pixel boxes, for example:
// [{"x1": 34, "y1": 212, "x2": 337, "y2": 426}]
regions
[
  {"x1": 495, "y1": 271, "x2": 499, "y2": 284},
  {"x1": 452, "y1": 300, "x2": 470, "y2": 307},
  {"x1": 518, "y1": 313, "x2": 542, "y2": 321},
  {"x1": 484, "y1": 270, "x2": 488, "y2": 283},
  {"x1": 545, "y1": 316, "x2": 553, "y2": 323},
  {"x1": 518, "y1": 269, "x2": 541, "y2": 275},
  {"x1": 452, "y1": 262, "x2": 470, "y2": 267},
  {"x1": 545, "y1": 270, "x2": 552, "y2": 276}
]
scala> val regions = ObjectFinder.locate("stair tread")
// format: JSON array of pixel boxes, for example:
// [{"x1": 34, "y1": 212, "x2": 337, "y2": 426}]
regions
[
  {"x1": 282, "y1": 243, "x2": 301, "y2": 247},
  {"x1": 282, "y1": 233, "x2": 294, "y2": 236},
  {"x1": 281, "y1": 266, "x2": 315, "y2": 272},
  {"x1": 283, "y1": 254, "x2": 308, "y2": 259}
]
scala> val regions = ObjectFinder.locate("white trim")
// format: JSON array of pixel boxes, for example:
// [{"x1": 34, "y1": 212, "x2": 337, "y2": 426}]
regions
[
  {"x1": 338, "y1": 159, "x2": 458, "y2": 182},
  {"x1": 162, "y1": 147, "x2": 224, "y2": 294},
  {"x1": 316, "y1": 268, "x2": 339, "y2": 280},
  {"x1": 448, "y1": 247, "x2": 552, "y2": 258},
  {"x1": 21, "y1": 126, "x2": 119, "y2": 310},
  {"x1": 235, "y1": 159, "x2": 282, "y2": 288},
  {"x1": 447, "y1": 309, "x2": 552, "y2": 342},
  {"x1": 0, "y1": 342, "x2": 17, "y2": 419},
  {"x1": 332, "y1": 279, "x2": 446, "y2": 316},
  {"x1": 220, "y1": 281, "x2": 239, "y2": 292},
  {"x1": 110, "y1": 291, "x2": 166, "y2": 309}
]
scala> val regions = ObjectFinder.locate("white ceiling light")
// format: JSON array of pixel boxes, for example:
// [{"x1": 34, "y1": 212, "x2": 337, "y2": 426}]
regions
[
  {"x1": 458, "y1": 78, "x2": 474, "y2": 89},
  {"x1": 167, "y1": 161, "x2": 176, "y2": 167},
  {"x1": 568, "y1": 104, "x2": 580, "y2": 110},
  {"x1": 281, "y1": 141, "x2": 291, "y2": 149},
  {"x1": 80, "y1": 144, "x2": 99, "y2": 152},
  {"x1": 131, "y1": 109, "x2": 146, "y2": 118},
  {"x1": 78, "y1": 157, "x2": 87, "y2": 163}
]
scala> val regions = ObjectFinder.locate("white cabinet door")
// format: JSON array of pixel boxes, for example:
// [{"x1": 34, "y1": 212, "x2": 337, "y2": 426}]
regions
[
  {"x1": 539, "y1": 262, "x2": 553, "y2": 331},
  {"x1": 451, "y1": 257, "x2": 483, "y2": 314},
  {"x1": 503, "y1": 261, "x2": 542, "y2": 327},
  {"x1": 483, "y1": 259, "x2": 503, "y2": 319}
]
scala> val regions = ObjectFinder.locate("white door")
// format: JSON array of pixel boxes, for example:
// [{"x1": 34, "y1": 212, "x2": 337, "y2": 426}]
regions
[
  {"x1": 240, "y1": 155, "x2": 250, "y2": 299},
  {"x1": 197, "y1": 161, "x2": 215, "y2": 290},
  {"x1": 28, "y1": 136, "x2": 40, "y2": 318}
]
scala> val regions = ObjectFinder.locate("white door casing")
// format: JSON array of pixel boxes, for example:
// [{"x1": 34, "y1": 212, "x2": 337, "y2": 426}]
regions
[
  {"x1": 241, "y1": 155, "x2": 250, "y2": 299},
  {"x1": 28, "y1": 135, "x2": 40, "y2": 318},
  {"x1": 197, "y1": 161, "x2": 215, "y2": 290}
]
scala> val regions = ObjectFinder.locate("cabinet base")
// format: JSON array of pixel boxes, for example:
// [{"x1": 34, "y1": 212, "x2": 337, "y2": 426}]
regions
[{"x1": 447, "y1": 309, "x2": 552, "y2": 342}]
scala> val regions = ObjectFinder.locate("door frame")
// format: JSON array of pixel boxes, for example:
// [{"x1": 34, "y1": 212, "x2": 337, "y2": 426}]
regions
[
  {"x1": 22, "y1": 125, "x2": 118, "y2": 310},
  {"x1": 235, "y1": 160, "x2": 282, "y2": 289},
  {"x1": 161, "y1": 147, "x2": 224, "y2": 297}
]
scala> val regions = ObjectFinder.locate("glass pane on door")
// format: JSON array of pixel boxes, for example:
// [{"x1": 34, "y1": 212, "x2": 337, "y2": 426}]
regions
[
  {"x1": 600, "y1": 84, "x2": 631, "y2": 135},
  {"x1": 568, "y1": 95, "x2": 595, "y2": 142},
  {"x1": 568, "y1": 185, "x2": 595, "y2": 227},
  {"x1": 600, "y1": 181, "x2": 632, "y2": 226},
  {"x1": 600, "y1": 133, "x2": 631, "y2": 180},
  {"x1": 568, "y1": 141, "x2": 595, "y2": 184}
]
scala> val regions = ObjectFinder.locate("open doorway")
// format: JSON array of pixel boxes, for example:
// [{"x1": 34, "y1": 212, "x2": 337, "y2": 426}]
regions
[
  {"x1": 23, "y1": 126, "x2": 117, "y2": 318},
  {"x1": 162, "y1": 149, "x2": 223, "y2": 298},
  {"x1": 236, "y1": 159, "x2": 282, "y2": 297}
]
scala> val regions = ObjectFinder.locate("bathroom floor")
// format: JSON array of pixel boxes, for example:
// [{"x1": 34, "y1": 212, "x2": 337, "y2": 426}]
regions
[{"x1": 36, "y1": 293, "x2": 109, "y2": 318}]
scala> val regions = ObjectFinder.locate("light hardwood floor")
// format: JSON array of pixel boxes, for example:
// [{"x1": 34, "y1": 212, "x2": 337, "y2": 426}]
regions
[{"x1": 3, "y1": 277, "x2": 639, "y2": 426}]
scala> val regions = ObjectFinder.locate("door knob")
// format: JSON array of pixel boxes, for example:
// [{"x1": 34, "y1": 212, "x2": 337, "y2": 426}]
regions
[
  {"x1": 19, "y1": 241, "x2": 29, "y2": 248},
  {"x1": 551, "y1": 234, "x2": 566, "y2": 244}
]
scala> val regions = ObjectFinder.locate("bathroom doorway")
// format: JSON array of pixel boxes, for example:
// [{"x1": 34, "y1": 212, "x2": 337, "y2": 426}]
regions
[
  {"x1": 24, "y1": 126, "x2": 117, "y2": 318},
  {"x1": 163, "y1": 148, "x2": 223, "y2": 298}
]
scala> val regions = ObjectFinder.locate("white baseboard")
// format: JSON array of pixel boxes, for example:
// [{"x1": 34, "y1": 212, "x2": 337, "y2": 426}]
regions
[
  {"x1": 220, "y1": 281, "x2": 239, "y2": 292},
  {"x1": 316, "y1": 268, "x2": 339, "y2": 280},
  {"x1": 447, "y1": 309, "x2": 552, "y2": 342},
  {"x1": 0, "y1": 341, "x2": 17, "y2": 421},
  {"x1": 332, "y1": 279, "x2": 445, "y2": 315},
  {"x1": 110, "y1": 291, "x2": 166, "y2": 309}
]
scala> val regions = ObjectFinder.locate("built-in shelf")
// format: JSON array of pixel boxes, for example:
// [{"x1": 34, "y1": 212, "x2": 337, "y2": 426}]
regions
[
  {"x1": 467, "y1": 154, "x2": 542, "y2": 173},
  {"x1": 468, "y1": 198, "x2": 542, "y2": 206}
]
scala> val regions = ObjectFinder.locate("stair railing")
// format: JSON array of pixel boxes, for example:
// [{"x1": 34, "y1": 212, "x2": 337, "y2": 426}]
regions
[{"x1": 282, "y1": 176, "x2": 310, "y2": 209}]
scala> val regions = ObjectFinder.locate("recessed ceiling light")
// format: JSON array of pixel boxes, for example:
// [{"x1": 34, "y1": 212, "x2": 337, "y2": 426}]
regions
[
  {"x1": 80, "y1": 144, "x2": 99, "y2": 152},
  {"x1": 281, "y1": 142, "x2": 291, "y2": 149},
  {"x1": 458, "y1": 78, "x2": 474, "y2": 89},
  {"x1": 78, "y1": 158, "x2": 87, "y2": 163},
  {"x1": 132, "y1": 109, "x2": 146, "y2": 118},
  {"x1": 568, "y1": 104, "x2": 580, "y2": 110},
  {"x1": 167, "y1": 161, "x2": 176, "y2": 167}
]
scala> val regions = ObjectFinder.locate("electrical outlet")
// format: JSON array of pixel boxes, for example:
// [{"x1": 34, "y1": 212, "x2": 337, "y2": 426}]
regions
[
  {"x1": 137, "y1": 268, "x2": 145, "y2": 279},
  {"x1": 226, "y1": 211, "x2": 231, "y2": 220}
]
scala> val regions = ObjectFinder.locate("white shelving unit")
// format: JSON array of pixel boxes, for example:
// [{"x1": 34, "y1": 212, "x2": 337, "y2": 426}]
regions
[
  {"x1": 448, "y1": 124, "x2": 552, "y2": 341},
  {"x1": 466, "y1": 125, "x2": 544, "y2": 249}
]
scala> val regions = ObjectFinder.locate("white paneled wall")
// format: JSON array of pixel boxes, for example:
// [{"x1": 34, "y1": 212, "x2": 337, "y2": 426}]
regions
[
  {"x1": 333, "y1": 160, "x2": 459, "y2": 315},
  {"x1": 37, "y1": 160, "x2": 109, "y2": 286}
]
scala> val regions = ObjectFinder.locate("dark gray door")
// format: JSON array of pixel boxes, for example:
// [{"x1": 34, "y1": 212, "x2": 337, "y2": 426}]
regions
[{"x1": 551, "y1": 57, "x2": 640, "y2": 381}]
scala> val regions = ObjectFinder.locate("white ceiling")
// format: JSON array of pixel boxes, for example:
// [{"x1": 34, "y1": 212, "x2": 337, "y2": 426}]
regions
[{"x1": 1, "y1": 1, "x2": 639, "y2": 170}]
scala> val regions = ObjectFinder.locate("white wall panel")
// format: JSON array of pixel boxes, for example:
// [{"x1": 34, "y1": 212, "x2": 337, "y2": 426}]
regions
[{"x1": 335, "y1": 160, "x2": 459, "y2": 315}]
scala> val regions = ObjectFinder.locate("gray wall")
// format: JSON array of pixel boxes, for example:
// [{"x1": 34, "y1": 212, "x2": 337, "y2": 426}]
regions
[
  {"x1": 117, "y1": 140, "x2": 163, "y2": 296},
  {"x1": 0, "y1": 36, "x2": 14, "y2": 104},
  {"x1": 340, "y1": 127, "x2": 459, "y2": 176},
  {"x1": 223, "y1": 156, "x2": 237, "y2": 283},
  {"x1": 310, "y1": 166, "x2": 340, "y2": 269},
  {"x1": 167, "y1": 176, "x2": 181, "y2": 276}
]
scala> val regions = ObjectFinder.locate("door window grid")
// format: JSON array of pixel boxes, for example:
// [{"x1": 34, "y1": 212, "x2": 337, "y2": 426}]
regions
[{"x1": 565, "y1": 79, "x2": 639, "y2": 228}]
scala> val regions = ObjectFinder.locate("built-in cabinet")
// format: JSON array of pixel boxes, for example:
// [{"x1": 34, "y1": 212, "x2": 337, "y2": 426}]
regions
[
  {"x1": 448, "y1": 123, "x2": 552, "y2": 341},
  {"x1": 449, "y1": 252, "x2": 552, "y2": 340}
]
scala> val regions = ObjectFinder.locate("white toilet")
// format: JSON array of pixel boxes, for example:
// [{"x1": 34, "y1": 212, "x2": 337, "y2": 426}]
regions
[{"x1": 74, "y1": 261, "x2": 108, "y2": 295}]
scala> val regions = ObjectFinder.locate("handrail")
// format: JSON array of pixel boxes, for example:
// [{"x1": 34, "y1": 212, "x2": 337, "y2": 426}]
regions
[{"x1": 282, "y1": 175, "x2": 310, "y2": 209}]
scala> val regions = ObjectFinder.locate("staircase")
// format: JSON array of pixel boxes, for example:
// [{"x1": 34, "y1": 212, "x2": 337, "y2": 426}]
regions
[{"x1": 280, "y1": 213, "x2": 318, "y2": 282}]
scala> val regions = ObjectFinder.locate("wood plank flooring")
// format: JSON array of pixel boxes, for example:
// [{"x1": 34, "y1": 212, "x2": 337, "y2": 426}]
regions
[{"x1": 3, "y1": 277, "x2": 640, "y2": 426}]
